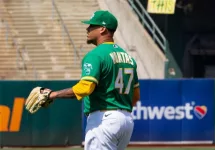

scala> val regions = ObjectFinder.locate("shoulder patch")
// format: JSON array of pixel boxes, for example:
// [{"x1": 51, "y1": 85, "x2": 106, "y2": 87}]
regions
[{"x1": 83, "y1": 63, "x2": 93, "y2": 75}]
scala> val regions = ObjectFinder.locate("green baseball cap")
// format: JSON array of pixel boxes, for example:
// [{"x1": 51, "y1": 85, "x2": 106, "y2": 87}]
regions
[{"x1": 81, "y1": 10, "x2": 118, "y2": 31}]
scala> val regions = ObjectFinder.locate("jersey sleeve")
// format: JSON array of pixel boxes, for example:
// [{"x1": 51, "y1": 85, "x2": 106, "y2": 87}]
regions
[{"x1": 81, "y1": 53, "x2": 101, "y2": 84}]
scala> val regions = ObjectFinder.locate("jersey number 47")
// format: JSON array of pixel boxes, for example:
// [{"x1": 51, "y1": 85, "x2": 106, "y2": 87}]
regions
[{"x1": 115, "y1": 68, "x2": 133, "y2": 94}]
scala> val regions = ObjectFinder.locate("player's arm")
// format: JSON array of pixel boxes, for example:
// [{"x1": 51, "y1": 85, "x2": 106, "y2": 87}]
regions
[
  {"x1": 49, "y1": 80, "x2": 96, "y2": 100},
  {"x1": 49, "y1": 53, "x2": 100, "y2": 100},
  {"x1": 132, "y1": 86, "x2": 140, "y2": 106},
  {"x1": 132, "y1": 62, "x2": 140, "y2": 106}
]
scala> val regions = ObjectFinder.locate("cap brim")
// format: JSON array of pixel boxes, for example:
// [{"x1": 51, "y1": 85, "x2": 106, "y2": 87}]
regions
[
  {"x1": 81, "y1": 20, "x2": 91, "y2": 24},
  {"x1": 81, "y1": 20, "x2": 102, "y2": 27}
]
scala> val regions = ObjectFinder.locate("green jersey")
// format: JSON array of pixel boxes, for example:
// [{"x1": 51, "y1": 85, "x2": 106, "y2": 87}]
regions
[{"x1": 81, "y1": 43, "x2": 139, "y2": 115}]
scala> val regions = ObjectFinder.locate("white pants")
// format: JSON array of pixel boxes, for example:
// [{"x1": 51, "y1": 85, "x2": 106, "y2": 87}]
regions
[{"x1": 85, "y1": 110, "x2": 134, "y2": 150}]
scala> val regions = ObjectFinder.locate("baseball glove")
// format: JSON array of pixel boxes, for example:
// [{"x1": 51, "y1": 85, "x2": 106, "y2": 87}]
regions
[{"x1": 25, "y1": 87, "x2": 53, "y2": 114}]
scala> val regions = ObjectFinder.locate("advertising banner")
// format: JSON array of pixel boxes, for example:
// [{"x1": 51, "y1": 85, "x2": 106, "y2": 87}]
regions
[
  {"x1": 131, "y1": 79, "x2": 214, "y2": 144},
  {"x1": 82, "y1": 79, "x2": 214, "y2": 144},
  {"x1": 0, "y1": 81, "x2": 82, "y2": 147}
]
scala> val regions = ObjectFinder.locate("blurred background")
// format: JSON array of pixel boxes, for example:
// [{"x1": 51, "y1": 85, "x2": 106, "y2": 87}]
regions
[
  {"x1": 2, "y1": 0, "x2": 214, "y2": 81},
  {"x1": 0, "y1": 0, "x2": 215, "y2": 148}
]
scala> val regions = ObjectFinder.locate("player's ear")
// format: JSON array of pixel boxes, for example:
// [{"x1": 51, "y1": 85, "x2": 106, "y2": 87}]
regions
[{"x1": 99, "y1": 27, "x2": 107, "y2": 34}]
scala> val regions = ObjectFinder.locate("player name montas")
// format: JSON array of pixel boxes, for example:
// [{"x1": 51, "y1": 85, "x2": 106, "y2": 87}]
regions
[{"x1": 109, "y1": 52, "x2": 134, "y2": 65}]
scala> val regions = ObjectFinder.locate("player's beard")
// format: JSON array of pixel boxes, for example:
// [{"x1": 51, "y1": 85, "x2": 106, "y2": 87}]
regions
[{"x1": 87, "y1": 38, "x2": 97, "y2": 45}]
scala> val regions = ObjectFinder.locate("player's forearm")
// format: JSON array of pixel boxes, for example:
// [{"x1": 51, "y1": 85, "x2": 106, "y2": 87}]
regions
[
  {"x1": 49, "y1": 80, "x2": 96, "y2": 100},
  {"x1": 132, "y1": 98, "x2": 139, "y2": 106},
  {"x1": 49, "y1": 88, "x2": 76, "y2": 99},
  {"x1": 132, "y1": 87, "x2": 140, "y2": 106}
]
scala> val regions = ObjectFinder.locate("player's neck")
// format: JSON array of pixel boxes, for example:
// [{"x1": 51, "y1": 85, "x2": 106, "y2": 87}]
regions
[{"x1": 97, "y1": 37, "x2": 114, "y2": 46}]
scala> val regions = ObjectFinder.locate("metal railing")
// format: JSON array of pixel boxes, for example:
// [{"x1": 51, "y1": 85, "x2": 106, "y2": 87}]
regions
[
  {"x1": 51, "y1": 0, "x2": 80, "y2": 64},
  {"x1": 128, "y1": 0, "x2": 167, "y2": 52},
  {"x1": 127, "y1": 0, "x2": 182, "y2": 78},
  {"x1": 2, "y1": 20, "x2": 27, "y2": 72},
  {"x1": 0, "y1": 0, "x2": 40, "y2": 79},
  {"x1": 0, "y1": 0, "x2": 28, "y2": 78}
]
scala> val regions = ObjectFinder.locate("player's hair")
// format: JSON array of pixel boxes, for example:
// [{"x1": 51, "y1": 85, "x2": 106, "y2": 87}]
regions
[{"x1": 107, "y1": 28, "x2": 116, "y2": 35}]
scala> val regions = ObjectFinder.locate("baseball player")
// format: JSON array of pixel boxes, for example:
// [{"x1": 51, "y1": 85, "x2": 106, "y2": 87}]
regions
[{"x1": 25, "y1": 10, "x2": 140, "y2": 150}]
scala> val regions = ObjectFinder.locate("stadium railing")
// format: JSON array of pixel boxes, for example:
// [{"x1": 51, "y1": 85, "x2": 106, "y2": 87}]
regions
[
  {"x1": 0, "y1": 1, "x2": 30, "y2": 78},
  {"x1": 51, "y1": 0, "x2": 80, "y2": 66},
  {"x1": 127, "y1": 0, "x2": 182, "y2": 78}
]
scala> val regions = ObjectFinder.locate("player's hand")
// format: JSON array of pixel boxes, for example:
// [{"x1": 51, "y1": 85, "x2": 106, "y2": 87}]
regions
[
  {"x1": 40, "y1": 88, "x2": 54, "y2": 108},
  {"x1": 25, "y1": 87, "x2": 53, "y2": 114}
]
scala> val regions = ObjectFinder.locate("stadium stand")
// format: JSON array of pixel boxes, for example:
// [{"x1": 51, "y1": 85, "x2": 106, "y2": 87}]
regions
[
  {"x1": 0, "y1": 0, "x2": 25, "y2": 79},
  {"x1": 0, "y1": 0, "x2": 180, "y2": 79},
  {"x1": 0, "y1": 0, "x2": 98, "y2": 80}
]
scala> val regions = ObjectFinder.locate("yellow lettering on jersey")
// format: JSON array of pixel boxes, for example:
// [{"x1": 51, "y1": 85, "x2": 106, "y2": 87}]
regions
[
  {"x1": 120, "y1": 52, "x2": 125, "y2": 62},
  {"x1": 110, "y1": 52, "x2": 117, "y2": 64},
  {"x1": 110, "y1": 52, "x2": 134, "y2": 65},
  {"x1": 117, "y1": 52, "x2": 122, "y2": 63},
  {"x1": 109, "y1": 53, "x2": 115, "y2": 64},
  {"x1": 125, "y1": 53, "x2": 130, "y2": 64},
  {"x1": 128, "y1": 55, "x2": 134, "y2": 65}
]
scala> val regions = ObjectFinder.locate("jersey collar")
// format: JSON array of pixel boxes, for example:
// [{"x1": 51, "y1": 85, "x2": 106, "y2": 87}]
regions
[{"x1": 103, "y1": 42, "x2": 114, "y2": 44}]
